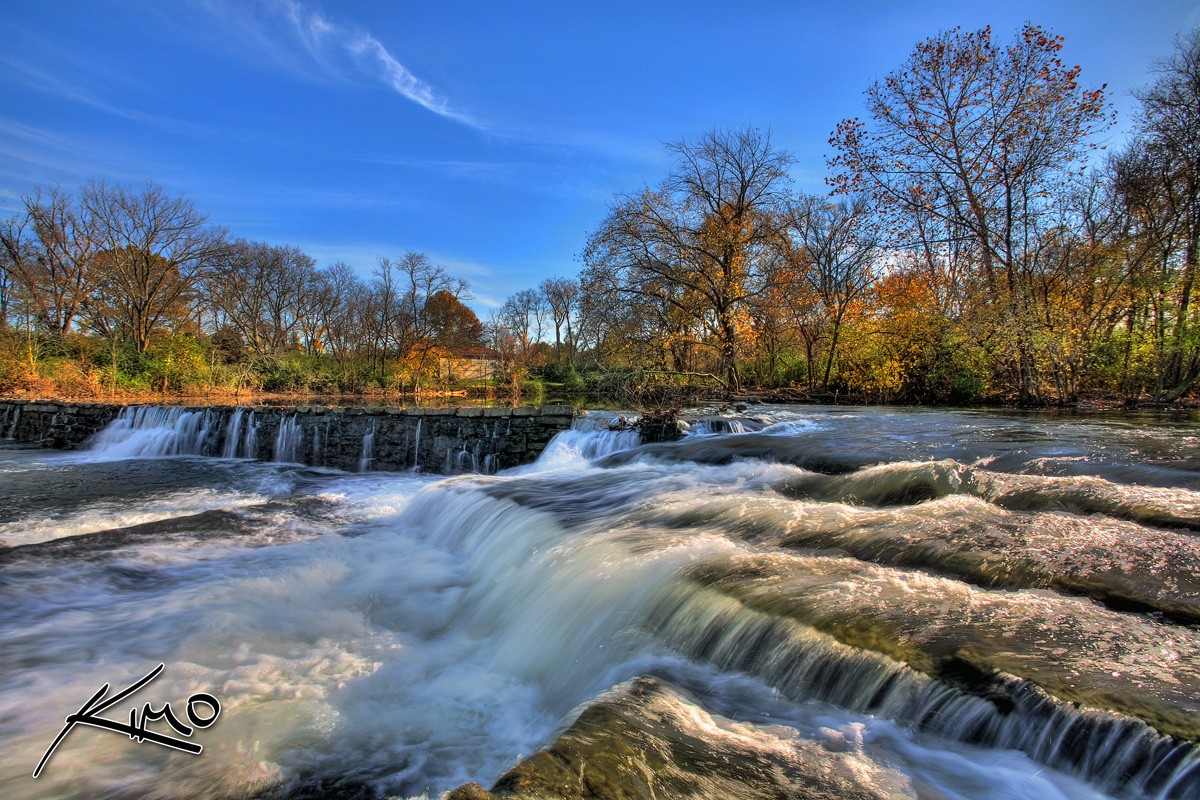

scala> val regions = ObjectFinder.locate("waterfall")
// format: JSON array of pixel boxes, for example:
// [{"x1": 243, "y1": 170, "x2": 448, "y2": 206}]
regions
[
  {"x1": 440, "y1": 428, "x2": 499, "y2": 475},
  {"x1": 323, "y1": 419, "x2": 331, "y2": 466},
  {"x1": 646, "y1": 581, "x2": 1200, "y2": 799},
  {"x1": 3, "y1": 406, "x2": 18, "y2": 438},
  {"x1": 412, "y1": 418, "x2": 422, "y2": 471},
  {"x1": 221, "y1": 409, "x2": 245, "y2": 458},
  {"x1": 687, "y1": 417, "x2": 748, "y2": 436},
  {"x1": 273, "y1": 415, "x2": 302, "y2": 463},
  {"x1": 461, "y1": 441, "x2": 477, "y2": 473},
  {"x1": 85, "y1": 406, "x2": 219, "y2": 459},
  {"x1": 359, "y1": 426, "x2": 375, "y2": 472},
  {"x1": 535, "y1": 414, "x2": 641, "y2": 467},
  {"x1": 76, "y1": 404, "x2": 566, "y2": 475},
  {"x1": 244, "y1": 411, "x2": 260, "y2": 459}
]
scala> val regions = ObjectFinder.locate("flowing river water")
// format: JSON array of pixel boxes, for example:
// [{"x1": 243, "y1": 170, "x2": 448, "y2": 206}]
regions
[{"x1": 0, "y1": 405, "x2": 1197, "y2": 799}]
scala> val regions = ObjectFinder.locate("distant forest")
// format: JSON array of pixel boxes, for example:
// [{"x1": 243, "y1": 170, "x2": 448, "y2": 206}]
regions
[{"x1": 2, "y1": 25, "x2": 1198, "y2": 406}]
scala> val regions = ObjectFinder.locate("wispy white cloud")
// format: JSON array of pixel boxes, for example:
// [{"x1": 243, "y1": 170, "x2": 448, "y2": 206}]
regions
[
  {"x1": 200, "y1": 0, "x2": 477, "y2": 127},
  {"x1": 0, "y1": 118, "x2": 151, "y2": 186},
  {"x1": 355, "y1": 156, "x2": 516, "y2": 179},
  {"x1": 0, "y1": 54, "x2": 222, "y2": 140},
  {"x1": 0, "y1": 19, "x2": 225, "y2": 140},
  {"x1": 429, "y1": 254, "x2": 495, "y2": 281},
  {"x1": 470, "y1": 292, "x2": 504, "y2": 310}
]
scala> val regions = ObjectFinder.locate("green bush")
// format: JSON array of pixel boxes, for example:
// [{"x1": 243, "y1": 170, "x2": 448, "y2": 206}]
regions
[{"x1": 542, "y1": 361, "x2": 586, "y2": 391}]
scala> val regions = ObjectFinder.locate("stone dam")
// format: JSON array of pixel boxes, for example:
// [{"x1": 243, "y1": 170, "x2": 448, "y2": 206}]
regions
[{"x1": 0, "y1": 400, "x2": 578, "y2": 474}]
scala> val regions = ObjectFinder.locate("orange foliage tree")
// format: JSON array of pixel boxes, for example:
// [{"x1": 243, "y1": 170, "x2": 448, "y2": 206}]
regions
[{"x1": 829, "y1": 24, "x2": 1112, "y2": 402}]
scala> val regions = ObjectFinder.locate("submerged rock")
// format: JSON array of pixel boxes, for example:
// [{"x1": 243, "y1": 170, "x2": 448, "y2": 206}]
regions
[{"x1": 447, "y1": 676, "x2": 911, "y2": 800}]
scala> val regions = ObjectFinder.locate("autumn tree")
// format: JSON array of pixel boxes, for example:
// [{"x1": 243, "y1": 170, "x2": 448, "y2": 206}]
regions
[
  {"x1": 369, "y1": 252, "x2": 471, "y2": 389},
  {"x1": 425, "y1": 289, "x2": 484, "y2": 351},
  {"x1": 829, "y1": 24, "x2": 1112, "y2": 401},
  {"x1": 1116, "y1": 28, "x2": 1200, "y2": 399},
  {"x1": 750, "y1": 253, "x2": 825, "y2": 387},
  {"x1": 583, "y1": 128, "x2": 792, "y2": 390},
  {"x1": 484, "y1": 308, "x2": 527, "y2": 396},
  {"x1": 578, "y1": 256, "x2": 703, "y2": 373}
]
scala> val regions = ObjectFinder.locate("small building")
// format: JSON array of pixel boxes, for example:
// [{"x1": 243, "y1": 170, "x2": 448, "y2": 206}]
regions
[{"x1": 442, "y1": 345, "x2": 501, "y2": 383}]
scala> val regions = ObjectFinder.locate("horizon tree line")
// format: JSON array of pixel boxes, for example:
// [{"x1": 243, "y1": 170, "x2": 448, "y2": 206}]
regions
[{"x1": 1, "y1": 23, "x2": 1197, "y2": 404}]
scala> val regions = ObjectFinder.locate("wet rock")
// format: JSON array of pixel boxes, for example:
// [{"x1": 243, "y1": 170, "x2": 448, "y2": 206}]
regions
[{"x1": 447, "y1": 676, "x2": 910, "y2": 800}]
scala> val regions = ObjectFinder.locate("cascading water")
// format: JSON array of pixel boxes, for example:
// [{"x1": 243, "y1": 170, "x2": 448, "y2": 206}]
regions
[
  {"x1": 85, "y1": 406, "x2": 265, "y2": 461},
  {"x1": 85, "y1": 406, "x2": 220, "y2": 459},
  {"x1": 273, "y1": 414, "x2": 303, "y2": 463},
  {"x1": 4, "y1": 405, "x2": 20, "y2": 439},
  {"x1": 2, "y1": 404, "x2": 1198, "y2": 800},
  {"x1": 244, "y1": 410, "x2": 259, "y2": 458},
  {"x1": 76, "y1": 406, "x2": 523, "y2": 475},
  {"x1": 412, "y1": 417, "x2": 422, "y2": 470},
  {"x1": 687, "y1": 416, "x2": 749, "y2": 435},
  {"x1": 220, "y1": 408, "x2": 245, "y2": 459},
  {"x1": 447, "y1": 439, "x2": 492, "y2": 474},
  {"x1": 531, "y1": 413, "x2": 641, "y2": 468},
  {"x1": 359, "y1": 425, "x2": 375, "y2": 472}
]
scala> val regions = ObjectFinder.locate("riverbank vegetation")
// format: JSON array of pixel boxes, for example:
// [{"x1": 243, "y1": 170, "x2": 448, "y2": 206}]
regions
[{"x1": 2, "y1": 25, "x2": 1197, "y2": 407}]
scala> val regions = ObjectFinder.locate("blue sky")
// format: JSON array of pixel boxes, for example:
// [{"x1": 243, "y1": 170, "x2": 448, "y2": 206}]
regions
[{"x1": 3, "y1": 1, "x2": 1198, "y2": 312}]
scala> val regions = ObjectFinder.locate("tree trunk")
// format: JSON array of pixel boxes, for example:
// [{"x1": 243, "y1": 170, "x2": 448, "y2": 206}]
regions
[
  {"x1": 823, "y1": 313, "x2": 843, "y2": 390},
  {"x1": 716, "y1": 306, "x2": 740, "y2": 392}
]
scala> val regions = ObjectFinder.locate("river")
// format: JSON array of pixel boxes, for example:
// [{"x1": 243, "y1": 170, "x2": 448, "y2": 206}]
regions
[{"x1": 0, "y1": 405, "x2": 1197, "y2": 799}]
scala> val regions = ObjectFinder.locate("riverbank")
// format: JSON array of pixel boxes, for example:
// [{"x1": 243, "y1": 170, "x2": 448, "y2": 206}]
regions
[
  {"x1": 0, "y1": 386, "x2": 519, "y2": 408},
  {"x1": 5, "y1": 383, "x2": 1197, "y2": 414}
]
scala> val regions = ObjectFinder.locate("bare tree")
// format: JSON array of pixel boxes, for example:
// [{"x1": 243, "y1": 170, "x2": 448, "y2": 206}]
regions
[
  {"x1": 0, "y1": 252, "x2": 12, "y2": 328},
  {"x1": 206, "y1": 240, "x2": 272, "y2": 353},
  {"x1": 371, "y1": 251, "x2": 471, "y2": 389},
  {"x1": 583, "y1": 128, "x2": 792, "y2": 389},
  {"x1": 0, "y1": 186, "x2": 103, "y2": 335},
  {"x1": 788, "y1": 195, "x2": 882, "y2": 388},
  {"x1": 500, "y1": 287, "x2": 548, "y2": 358},
  {"x1": 310, "y1": 262, "x2": 369, "y2": 376},
  {"x1": 540, "y1": 276, "x2": 580, "y2": 362},
  {"x1": 206, "y1": 240, "x2": 320, "y2": 354},
  {"x1": 82, "y1": 182, "x2": 226, "y2": 353},
  {"x1": 261, "y1": 245, "x2": 318, "y2": 352}
]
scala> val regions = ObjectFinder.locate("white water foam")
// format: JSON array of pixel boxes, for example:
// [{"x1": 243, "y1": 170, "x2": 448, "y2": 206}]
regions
[
  {"x1": 2, "y1": 408, "x2": 1193, "y2": 799},
  {"x1": 0, "y1": 487, "x2": 269, "y2": 548},
  {"x1": 84, "y1": 407, "x2": 220, "y2": 460},
  {"x1": 531, "y1": 414, "x2": 641, "y2": 471},
  {"x1": 273, "y1": 414, "x2": 303, "y2": 463}
]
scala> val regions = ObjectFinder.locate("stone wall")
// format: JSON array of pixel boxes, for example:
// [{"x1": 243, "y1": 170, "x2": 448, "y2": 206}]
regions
[
  {"x1": 0, "y1": 400, "x2": 577, "y2": 474},
  {"x1": 0, "y1": 400, "x2": 121, "y2": 449}
]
